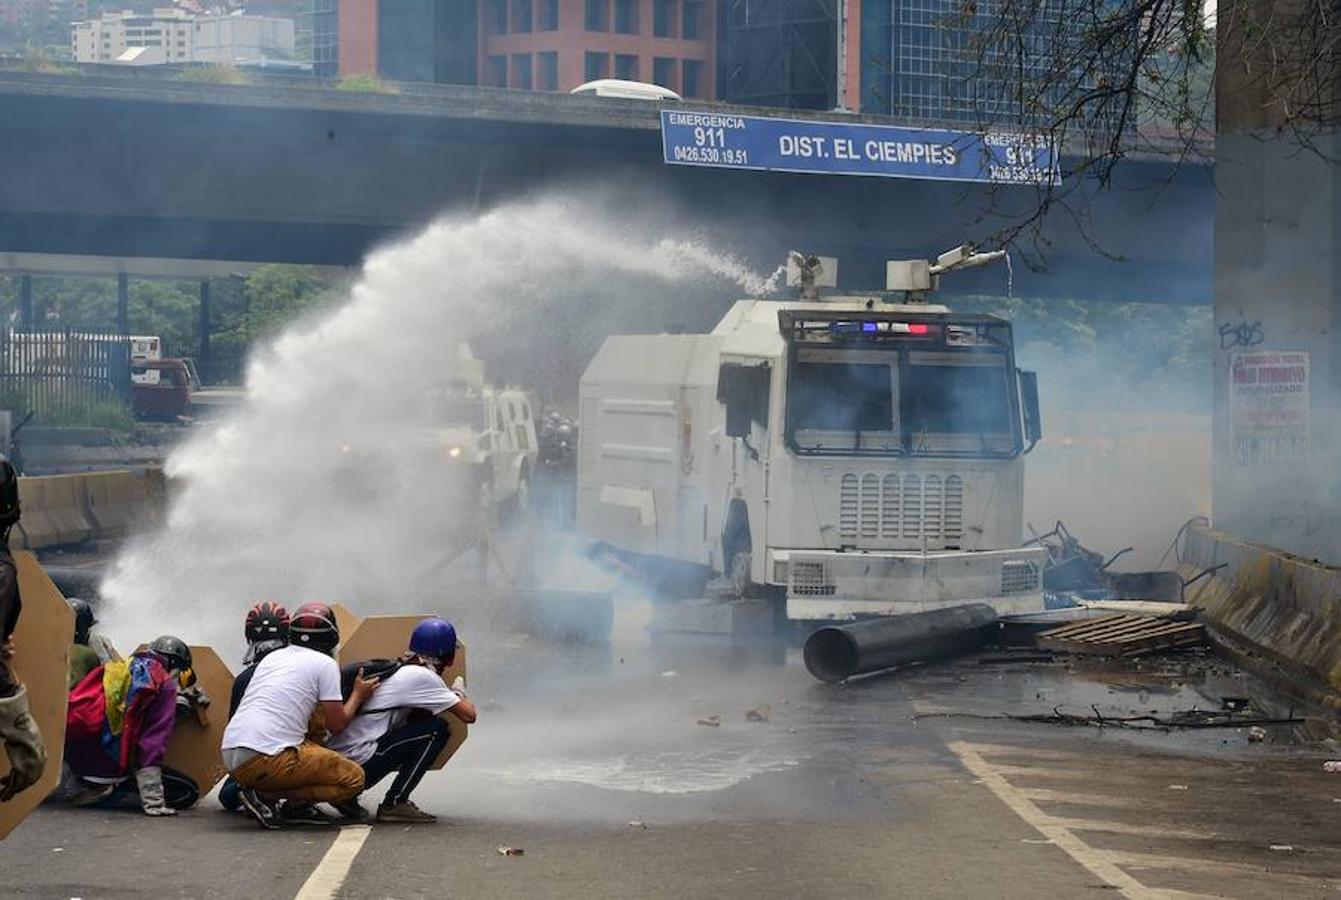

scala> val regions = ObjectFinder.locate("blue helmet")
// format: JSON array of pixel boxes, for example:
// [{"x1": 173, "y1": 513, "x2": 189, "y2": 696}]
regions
[{"x1": 409, "y1": 617, "x2": 457, "y2": 664}]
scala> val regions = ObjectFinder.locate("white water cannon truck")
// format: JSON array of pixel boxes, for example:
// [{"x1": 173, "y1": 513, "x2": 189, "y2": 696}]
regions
[{"x1": 578, "y1": 246, "x2": 1047, "y2": 625}]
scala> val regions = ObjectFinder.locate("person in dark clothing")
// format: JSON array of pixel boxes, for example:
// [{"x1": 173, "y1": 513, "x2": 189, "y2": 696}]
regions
[
  {"x1": 218, "y1": 601, "x2": 290, "y2": 813},
  {"x1": 0, "y1": 453, "x2": 46, "y2": 803},
  {"x1": 328, "y1": 617, "x2": 476, "y2": 824}
]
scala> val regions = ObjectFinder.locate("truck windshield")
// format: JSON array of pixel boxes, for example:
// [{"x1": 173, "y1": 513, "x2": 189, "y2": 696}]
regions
[
  {"x1": 434, "y1": 395, "x2": 486, "y2": 430},
  {"x1": 786, "y1": 348, "x2": 1020, "y2": 457},
  {"x1": 790, "y1": 362, "x2": 892, "y2": 432}
]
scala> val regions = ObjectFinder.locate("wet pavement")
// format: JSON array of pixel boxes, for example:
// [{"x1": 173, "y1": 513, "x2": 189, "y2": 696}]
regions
[{"x1": 5, "y1": 608, "x2": 1341, "y2": 898}]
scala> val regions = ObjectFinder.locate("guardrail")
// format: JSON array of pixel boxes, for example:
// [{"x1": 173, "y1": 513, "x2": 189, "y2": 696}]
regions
[
  {"x1": 6, "y1": 470, "x2": 161, "y2": 550},
  {"x1": 1178, "y1": 523, "x2": 1341, "y2": 709}
]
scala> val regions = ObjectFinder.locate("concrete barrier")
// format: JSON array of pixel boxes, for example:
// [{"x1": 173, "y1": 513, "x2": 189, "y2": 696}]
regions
[
  {"x1": 82, "y1": 471, "x2": 152, "y2": 540},
  {"x1": 22, "y1": 476, "x2": 96, "y2": 548},
  {"x1": 1178, "y1": 523, "x2": 1341, "y2": 707},
  {"x1": 4, "y1": 470, "x2": 161, "y2": 551}
]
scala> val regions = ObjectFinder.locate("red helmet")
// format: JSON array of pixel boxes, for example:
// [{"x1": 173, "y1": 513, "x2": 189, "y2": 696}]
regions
[
  {"x1": 245, "y1": 601, "x2": 290, "y2": 644},
  {"x1": 289, "y1": 602, "x2": 339, "y2": 654}
]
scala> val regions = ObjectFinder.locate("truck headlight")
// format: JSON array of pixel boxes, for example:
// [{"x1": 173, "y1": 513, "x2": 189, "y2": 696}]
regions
[{"x1": 773, "y1": 560, "x2": 789, "y2": 583}]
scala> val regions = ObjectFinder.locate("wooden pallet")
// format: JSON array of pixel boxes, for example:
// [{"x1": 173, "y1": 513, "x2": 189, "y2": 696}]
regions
[{"x1": 1035, "y1": 614, "x2": 1205, "y2": 658}]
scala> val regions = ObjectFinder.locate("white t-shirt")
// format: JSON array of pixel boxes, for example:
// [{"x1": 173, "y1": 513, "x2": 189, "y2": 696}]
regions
[
  {"x1": 222, "y1": 645, "x2": 342, "y2": 756},
  {"x1": 327, "y1": 664, "x2": 460, "y2": 765}
]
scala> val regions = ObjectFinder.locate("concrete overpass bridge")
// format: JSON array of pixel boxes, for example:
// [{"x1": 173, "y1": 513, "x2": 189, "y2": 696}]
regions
[{"x1": 0, "y1": 69, "x2": 1210, "y2": 303}]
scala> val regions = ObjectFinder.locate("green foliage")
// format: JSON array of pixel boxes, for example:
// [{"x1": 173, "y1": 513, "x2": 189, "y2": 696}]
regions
[
  {"x1": 0, "y1": 266, "x2": 341, "y2": 388},
  {"x1": 336, "y1": 74, "x2": 397, "y2": 94},
  {"x1": 44, "y1": 398, "x2": 136, "y2": 432},
  {"x1": 240, "y1": 265, "x2": 343, "y2": 342}
]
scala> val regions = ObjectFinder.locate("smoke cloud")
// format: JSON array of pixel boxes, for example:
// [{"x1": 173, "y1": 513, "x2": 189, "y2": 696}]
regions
[{"x1": 99, "y1": 195, "x2": 767, "y2": 657}]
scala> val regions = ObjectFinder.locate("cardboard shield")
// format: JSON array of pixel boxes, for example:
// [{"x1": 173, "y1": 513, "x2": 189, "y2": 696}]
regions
[
  {"x1": 160, "y1": 646, "x2": 233, "y2": 798},
  {"x1": 0, "y1": 552, "x2": 74, "y2": 840},
  {"x1": 330, "y1": 602, "x2": 362, "y2": 645},
  {"x1": 338, "y1": 616, "x2": 468, "y2": 770}
]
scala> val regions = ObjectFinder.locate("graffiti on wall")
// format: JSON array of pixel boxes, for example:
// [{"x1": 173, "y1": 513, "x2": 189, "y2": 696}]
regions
[{"x1": 1219, "y1": 320, "x2": 1265, "y2": 350}]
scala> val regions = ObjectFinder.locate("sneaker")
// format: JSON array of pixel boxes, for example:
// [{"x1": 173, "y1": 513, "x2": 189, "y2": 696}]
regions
[
  {"x1": 332, "y1": 799, "x2": 370, "y2": 823},
  {"x1": 376, "y1": 800, "x2": 437, "y2": 824},
  {"x1": 278, "y1": 801, "x2": 338, "y2": 827},
  {"x1": 69, "y1": 783, "x2": 116, "y2": 807},
  {"x1": 238, "y1": 787, "x2": 283, "y2": 830}
]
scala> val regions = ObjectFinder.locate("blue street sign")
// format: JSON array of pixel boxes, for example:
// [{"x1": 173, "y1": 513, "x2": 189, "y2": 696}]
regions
[{"x1": 660, "y1": 110, "x2": 1058, "y2": 185}]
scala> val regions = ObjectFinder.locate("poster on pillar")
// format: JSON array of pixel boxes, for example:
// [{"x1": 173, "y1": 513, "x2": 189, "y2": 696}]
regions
[{"x1": 1230, "y1": 350, "x2": 1311, "y2": 465}]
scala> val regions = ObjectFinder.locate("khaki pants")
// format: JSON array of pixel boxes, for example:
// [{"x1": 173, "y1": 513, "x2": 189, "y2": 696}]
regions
[{"x1": 232, "y1": 740, "x2": 364, "y2": 804}]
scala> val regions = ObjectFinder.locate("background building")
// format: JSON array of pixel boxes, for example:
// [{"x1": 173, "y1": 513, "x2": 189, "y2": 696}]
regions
[
  {"x1": 858, "y1": 0, "x2": 1111, "y2": 126},
  {"x1": 317, "y1": 0, "x2": 1103, "y2": 127},
  {"x1": 71, "y1": 6, "x2": 296, "y2": 66},
  {"x1": 323, "y1": 0, "x2": 716, "y2": 98}
]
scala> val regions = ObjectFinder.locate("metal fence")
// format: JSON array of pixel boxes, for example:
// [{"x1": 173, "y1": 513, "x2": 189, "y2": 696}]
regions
[{"x1": 0, "y1": 328, "x2": 132, "y2": 424}]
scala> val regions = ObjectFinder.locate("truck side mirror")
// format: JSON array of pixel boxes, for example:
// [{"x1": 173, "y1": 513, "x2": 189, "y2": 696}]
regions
[
  {"x1": 1019, "y1": 370, "x2": 1042, "y2": 451},
  {"x1": 717, "y1": 363, "x2": 769, "y2": 439}
]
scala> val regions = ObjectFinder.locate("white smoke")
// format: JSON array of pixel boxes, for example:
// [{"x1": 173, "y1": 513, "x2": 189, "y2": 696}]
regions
[{"x1": 100, "y1": 196, "x2": 769, "y2": 656}]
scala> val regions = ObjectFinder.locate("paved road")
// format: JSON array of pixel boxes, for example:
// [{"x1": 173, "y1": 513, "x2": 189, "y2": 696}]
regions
[{"x1": 4, "y1": 627, "x2": 1340, "y2": 899}]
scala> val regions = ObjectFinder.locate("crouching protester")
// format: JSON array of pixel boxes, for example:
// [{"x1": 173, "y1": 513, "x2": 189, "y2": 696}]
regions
[
  {"x1": 63, "y1": 636, "x2": 202, "y2": 815},
  {"x1": 218, "y1": 601, "x2": 291, "y2": 813},
  {"x1": 67, "y1": 598, "x2": 121, "y2": 690},
  {"x1": 328, "y1": 617, "x2": 477, "y2": 824},
  {"x1": 221, "y1": 602, "x2": 380, "y2": 829}
]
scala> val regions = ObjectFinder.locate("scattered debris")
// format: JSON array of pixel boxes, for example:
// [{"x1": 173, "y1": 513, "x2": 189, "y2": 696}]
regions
[
  {"x1": 746, "y1": 704, "x2": 771, "y2": 723},
  {"x1": 1168, "y1": 785, "x2": 1189, "y2": 791},
  {"x1": 912, "y1": 707, "x2": 1301, "y2": 731},
  {"x1": 1247, "y1": 725, "x2": 1267, "y2": 742},
  {"x1": 1269, "y1": 844, "x2": 1295, "y2": 853},
  {"x1": 1021, "y1": 838, "x2": 1054, "y2": 845},
  {"x1": 697, "y1": 715, "x2": 722, "y2": 727},
  {"x1": 1026, "y1": 520, "x2": 1183, "y2": 601},
  {"x1": 1221, "y1": 696, "x2": 1250, "y2": 711},
  {"x1": 1323, "y1": 761, "x2": 1341, "y2": 774},
  {"x1": 977, "y1": 653, "x2": 1056, "y2": 666},
  {"x1": 497, "y1": 846, "x2": 525, "y2": 857},
  {"x1": 1036, "y1": 614, "x2": 1205, "y2": 658}
]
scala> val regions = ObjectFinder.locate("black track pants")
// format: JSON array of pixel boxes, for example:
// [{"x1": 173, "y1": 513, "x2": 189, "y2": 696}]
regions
[{"x1": 359, "y1": 716, "x2": 450, "y2": 807}]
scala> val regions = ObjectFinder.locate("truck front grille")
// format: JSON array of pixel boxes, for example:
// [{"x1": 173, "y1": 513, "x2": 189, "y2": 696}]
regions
[
  {"x1": 791, "y1": 560, "x2": 836, "y2": 596},
  {"x1": 838, "y1": 473, "x2": 965, "y2": 544},
  {"x1": 1001, "y1": 560, "x2": 1040, "y2": 594}
]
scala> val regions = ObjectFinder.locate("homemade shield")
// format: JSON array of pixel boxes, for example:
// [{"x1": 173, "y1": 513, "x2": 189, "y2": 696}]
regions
[
  {"x1": 330, "y1": 602, "x2": 362, "y2": 644},
  {"x1": 338, "y1": 616, "x2": 468, "y2": 769},
  {"x1": 0, "y1": 552, "x2": 74, "y2": 840},
  {"x1": 160, "y1": 646, "x2": 234, "y2": 798}
]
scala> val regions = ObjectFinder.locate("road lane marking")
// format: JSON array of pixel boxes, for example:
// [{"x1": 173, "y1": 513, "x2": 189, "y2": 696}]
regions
[
  {"x1": 1043, "y1": 816, "x2": 1214, "y2": 841},
  {"x1": 295, "y1": 826, "x2": 372, "y2": 900},
  {"x1": 1105, "y1": 850, "x2": 1341, "y2": 890},
  {"x1": 948, "y1": 741, "x2": 1202, "y2": 900},
  {"x1": 1018, "y1": 788, "x2": 1142, "y2": 809},
  {"x1": 957, "y1": 742, "x2": 1076, "y2": 762},
  {"x1": 986, "y1": 763, "x2": 1092, "y2": 780}
]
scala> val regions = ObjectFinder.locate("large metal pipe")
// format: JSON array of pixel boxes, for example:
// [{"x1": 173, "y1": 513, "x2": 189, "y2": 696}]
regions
[{"x1": 804, "y1": 604, "x2": 1000, "y2": 683}]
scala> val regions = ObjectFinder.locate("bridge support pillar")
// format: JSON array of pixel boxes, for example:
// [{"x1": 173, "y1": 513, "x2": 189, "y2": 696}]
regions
[
  {"x1": 198, "y1": 279, "x2": 211, "y2": 384},
  {"x1": 17, "y1": 276, "x2": 31, "y2": 329},
  {"x1": 1213, "y1": 2, "x2": 1341, "y2": 563},
  {"x1": 115, "y1": 273, "x2": 128, "y2": 335}
]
